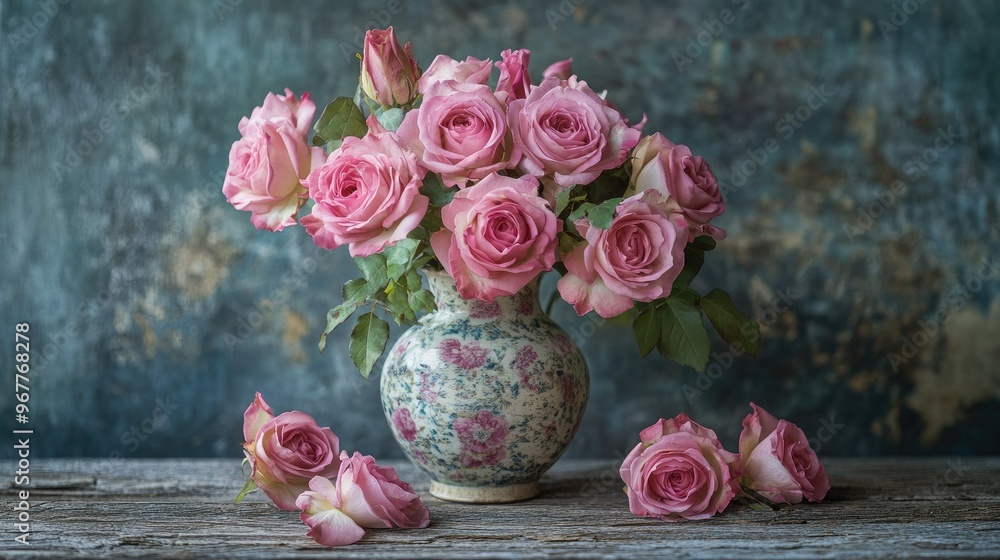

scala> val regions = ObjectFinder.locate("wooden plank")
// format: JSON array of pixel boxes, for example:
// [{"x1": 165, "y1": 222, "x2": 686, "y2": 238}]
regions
[{"x1": 2, "y1": 458, "x2": 999, "y2": 558}]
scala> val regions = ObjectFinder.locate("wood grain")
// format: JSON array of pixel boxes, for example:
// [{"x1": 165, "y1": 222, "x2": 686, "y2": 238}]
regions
[{"x1": 2, "y1": 458, "x2": 999, "y2": 558}]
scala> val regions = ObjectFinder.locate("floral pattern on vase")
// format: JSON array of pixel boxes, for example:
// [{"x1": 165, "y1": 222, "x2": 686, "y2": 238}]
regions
[{"x1": 380, "y1": 269, "x2": 589, "y2": 502}]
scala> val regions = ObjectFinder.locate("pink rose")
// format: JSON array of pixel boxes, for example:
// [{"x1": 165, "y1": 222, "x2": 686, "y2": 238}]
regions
[
  {"x1": 495, "y1": 48, "x2": 532, "y2": 102},
  {"x1": 242, "y1": 393, "x2": 342, "y2": 511},
  {"x1": 417, "y1": 54, "x2": 493, "y2": 94},
  {"x1": 739, "y1": 403, "x2": 830, "y2": 504},
  {"x1": 296, "y1": 452, "x2": 430, "y2": 546},
  {"x1": 430, "y1": 173, "x2": 559, "y2": 301},
  {"x1": 397, "y1": 80, "x2": 512, "y2": 188},
  {"x1": 359, "y1": 27, "x2": 421, "y2": 107},
  {"x1": 223, "y1": 90, "x2": 325, "y2": 232},
  {"x1": 620, "y1": 414, "x2": 740, "y2": 522},
  {"x1": 557, "y1": 191, "x2": 687, "y2": 318},
  {"x1": 542, "y1": 58, "x2": 573, "y2": 80},
  {"x1": 301, "y1": 130, "x2": 428, "y2": 257},
  {"x1": 631, "y1": 133, "x2": 726, "y2": 240},
  {"x1": 508, "y1": 76, "x2": 641, "y2": 187}
]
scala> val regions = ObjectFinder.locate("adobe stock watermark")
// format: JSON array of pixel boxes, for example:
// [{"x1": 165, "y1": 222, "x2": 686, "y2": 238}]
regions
[
  {"x1": 671, "y1": 0, "x2": 752, "y2": 74},
  {"x1": 6, "y1": 0, "x2": 71, "y2": 54},
  {"x1": 806, "y1": 413, "x2": 843, "y2": 453},
  {"x1": 843, "y1": 125, "x2": 961, "y2": 243},
  {"x1": 51, "y1": 64, "x2": 172, "y2": 181},
  {"x1": 336, "y1": 0, "x2": 412, "y2": 64},
  {"x1": 545, "y1": 0, "x2": 587, "y2": 31},
  {"x1": 719, "y1": 84, "x2": 837, "y2": 197},
  {"x1": 578, "y1": 450, "x2": 628, "y2": 506},
  {"x1": 109, "y1": 397, "x2": 180, "y2": 462},
  {"x1": 887, "y1": 255, "x2": 1000, "y2": 372},
  {"x1": 878, "y1": 0, "x2": 929, "y2": 40},
  {"x1": 683, "y1": 286, "x2": 800, "y2": 403},
  {"x1": 920, "y1": 459, "x2": 969, "y2": 498}
]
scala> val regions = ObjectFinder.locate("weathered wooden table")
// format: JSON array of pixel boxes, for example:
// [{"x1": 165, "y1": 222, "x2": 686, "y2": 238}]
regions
[{"x1": 3, "y1": 458, "x2": 999, "y2": 558}]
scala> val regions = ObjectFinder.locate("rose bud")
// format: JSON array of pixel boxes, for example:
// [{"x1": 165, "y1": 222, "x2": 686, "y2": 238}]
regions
[{"x1": 360, "y1": 27, "x2": 421, "y2": 108}]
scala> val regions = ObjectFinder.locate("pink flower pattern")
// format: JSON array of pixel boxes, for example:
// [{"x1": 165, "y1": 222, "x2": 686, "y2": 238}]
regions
[
  {"x1": 469, "y1": 299, "x2": 502, "y2": 319},
  {"x1": 454, "y1": 410, "x2": 509, "y2": 467},
  {"x1": 392, "y1": 408, "x2": 418, "y2": 442},
  {"x1": 515, "y1": 345, "x2": 540, "y2": 391},
  {"x1": 418, "y1": 371, "x2": 439, "y2": 404},
  {"x1": 440, "y1": 338, "x2": 488, "y2": 369}
]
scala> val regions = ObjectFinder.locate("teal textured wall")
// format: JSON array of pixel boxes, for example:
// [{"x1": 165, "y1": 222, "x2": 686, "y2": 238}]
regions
[{"x1": 1, "y1": 0, "x2": 998, "y2": 460}]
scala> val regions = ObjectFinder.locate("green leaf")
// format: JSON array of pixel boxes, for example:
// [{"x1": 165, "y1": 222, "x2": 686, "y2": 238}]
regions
[
  {"x1": 349, "y1": 312, "x2": 390, "y2": 378},
  {"x1": 342, "y1": 278, "x2": 370, "y2": 304},
  {"x1": 404, "y1": 269, "x2": 424, "y2": 292},
  {"x1": 376, "y1": 107, "x2": 405, "y2": 132},
  {"x1": 586, "y1": 198, "x2": 620, "y2": 229},
  {"x1": 383, "y1": 239, "x2": 420, "y2": 281},
  {"x1": 234, "y1": 478, "x2": 258, "y2": 504},
  {"x1": 691, "y1": 235, "x2": 717, "y2": 252},
  {"x1": 420, "y1": 173, "x2": 459, "y2": 207},
  {"x1": 698, "y1": 289, "x2": 760, "y2": 356},
  {"x1": 632, "y1": 309, "x2": 661, "y2": 358},
  {"x1": 313, "y1": 97, "x2": 367, "y2": 146},
  {"x1": 408, "y1": 289, "x2": 436, "y2": 313},
  {"x1": 657, "y1": 288, "x2": 711, "y2": 371},
  {"x1": 673, "y1": 246, "x2": 706, "y2": 290},
  {"x1": 384, "y1": 280, "x2": 414, "y2": 324},
  {"x1": 354, "y1": 253, "x2": 388, "y2": 287},
  {"x1": 567, "y1": 202, "x2": 595, "y2": 224},
  {"x1": 555, "y1": 186, "x2": 577, "y2": 216},
  {"x1": 318, "y1": 302, "x2": 359, "y2": 352}
]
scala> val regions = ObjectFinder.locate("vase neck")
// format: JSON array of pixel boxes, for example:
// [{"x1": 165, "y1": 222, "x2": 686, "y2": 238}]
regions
[{"x1": 425, "y1": 270, "x2": 541, "y2": 319}]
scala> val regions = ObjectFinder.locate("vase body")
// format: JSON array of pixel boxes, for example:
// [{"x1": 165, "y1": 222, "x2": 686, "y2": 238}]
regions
[{"x1": 380, "y1": 270, "x2": 589, "y2": 503}]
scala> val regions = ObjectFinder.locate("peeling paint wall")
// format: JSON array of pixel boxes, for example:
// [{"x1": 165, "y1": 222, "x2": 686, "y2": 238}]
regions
[{"x1": 1, "y1": 0, "x2": 997, "y2": 460}]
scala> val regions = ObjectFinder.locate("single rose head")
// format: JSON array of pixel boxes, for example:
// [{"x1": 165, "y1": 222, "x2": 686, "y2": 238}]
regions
[
  {"x1": 508, "y1": 76, "x2": 642, "y2": 187},
  {"x1": 738, "y1": 403, "x2": 830, "y2": 504},
  {"x1": 335, "y1": 451, "x2": 430, "y2": 530},
  {"x1": 242, "y1": 393, "x2": 342, "y2": 511},
  {"x1": 223, "y1": 90, "x2": 325, "y2": 232},
  {"x1": 359, "y1": 27, "x2": 421, "y2": 108},
  {"x1": 557, "y1": 190, "x2": 687, "y2": 318},
  {"x1": 417, "y1": 54, "x2": 493, "y2": 94},
  {"x1": 430, "y1": 173, "x2": 559, "y2": 302},
  {"x1": 495, "y1": 48, "x2": 533, "y2": 102},
  {"x1": 397, "y1": 80, "x2": 512, "y2": 188},
  {"x1": 301, "y1": 130, "x2": 429, "y2": 257},
  {"x1": 620, "y1": 414, "x2": 740, "y2": 521},
  {"x1": 631, "y1": 133, "x2": 726, "y2": 240}
]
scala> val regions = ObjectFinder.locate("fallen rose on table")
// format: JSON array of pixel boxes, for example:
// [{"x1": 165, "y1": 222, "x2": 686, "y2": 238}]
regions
[
  {"x1": 236, "y1": 393, "x2": 430, "y2": 546},
  {"x1": 620, "y1": 404, "x2": 830, "y2": 521}
]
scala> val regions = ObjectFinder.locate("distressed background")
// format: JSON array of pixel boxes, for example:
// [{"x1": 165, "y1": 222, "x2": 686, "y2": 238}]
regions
[{"x1": 1, "y1": 0, "x2": 998, "y2": 462}]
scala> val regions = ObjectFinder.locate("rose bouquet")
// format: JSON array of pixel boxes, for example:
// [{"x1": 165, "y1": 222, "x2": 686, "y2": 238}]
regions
[{"x1": 223, "y1": 27, "x2": 759, "y2": 377}]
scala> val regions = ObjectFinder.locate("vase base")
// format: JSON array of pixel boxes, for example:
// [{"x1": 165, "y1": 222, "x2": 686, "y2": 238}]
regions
[{"x1": 429, "y1": 480, "x2": 539, "y2": 503}]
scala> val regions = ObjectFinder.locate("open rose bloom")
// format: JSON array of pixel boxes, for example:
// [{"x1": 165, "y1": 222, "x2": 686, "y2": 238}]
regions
[
  {"x1": 620, "y1": 414, "x2": 741, "y2": 521},
  {"x1": 222, "y1": 28, "x2": 752, "y2": 379}
]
